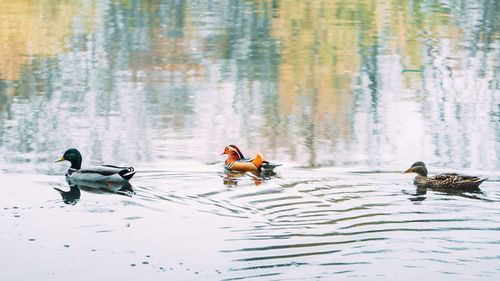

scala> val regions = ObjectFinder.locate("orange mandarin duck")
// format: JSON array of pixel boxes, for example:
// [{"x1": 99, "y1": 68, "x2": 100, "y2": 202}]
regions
[{"x1": 221, "y1": 145, "x2": 280, "y2": 172}]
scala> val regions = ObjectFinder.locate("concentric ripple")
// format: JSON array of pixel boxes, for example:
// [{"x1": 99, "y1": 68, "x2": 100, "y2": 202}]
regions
[{"x1": 131, "y1": 166, "x2": 500, "y2": 280}]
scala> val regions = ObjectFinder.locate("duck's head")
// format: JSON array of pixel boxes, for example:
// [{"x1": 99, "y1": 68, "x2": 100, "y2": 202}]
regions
[
  {"x1": 402, "y1": 161, "x2": 428, "y2": 177},
  {"x1": 221, "y1": 145, "x2": 245, "y2": 159},
  {"x1": 221, "y1": 145, "x2": 245, "y2": 166},
  {"x1": 55, "y1": 148, "x2": 82, "y2": 170}
]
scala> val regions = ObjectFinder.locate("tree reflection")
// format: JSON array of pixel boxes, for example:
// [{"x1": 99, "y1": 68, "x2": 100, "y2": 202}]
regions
[{"x1": 0, "y1": 0, "x2": 498, "y2": 171}]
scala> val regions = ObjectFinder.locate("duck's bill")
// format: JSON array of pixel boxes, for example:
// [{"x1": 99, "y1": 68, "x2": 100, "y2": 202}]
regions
[
  {"x1": 401, "y1": 168, "x2": 412, "y2": 174},
  {"x1": 55, "y1": 156, "x2": 65, "y2": 163}
]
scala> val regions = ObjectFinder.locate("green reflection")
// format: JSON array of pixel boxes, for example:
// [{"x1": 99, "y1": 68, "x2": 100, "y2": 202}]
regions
[{"x1": 0, "y1": 0, "x2": 498, "y2": 171}]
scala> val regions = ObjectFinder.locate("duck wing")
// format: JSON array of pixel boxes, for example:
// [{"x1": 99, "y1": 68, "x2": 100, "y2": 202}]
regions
[
  {"x1": 70, "y1": 165, "x2": 135, "y2": 182},
  {"x1": 431, "y1": 173, "x2": 487, "y2": 189},
  {"x1": 100, "y1": 165, "x2": 136, "y2": 180},
  {"x1": 434, "y1": 173, "x2": 484, "y2": 181}
]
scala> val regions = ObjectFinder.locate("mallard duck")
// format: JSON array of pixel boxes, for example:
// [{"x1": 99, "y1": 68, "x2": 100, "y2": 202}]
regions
[
  {"x1": 221, "y1": 145, "x2": 280, "y2": 172},
  {"x1": 402, "y1": 161, "x2": 487, "y2": 190},
  {"x1": 55, "y1": 148, "x2": 136, "y2": 184}
]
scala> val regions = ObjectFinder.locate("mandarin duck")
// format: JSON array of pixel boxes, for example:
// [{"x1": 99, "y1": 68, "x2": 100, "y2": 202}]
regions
[
  {"x1": 55, "y1": 148, "x2": 136, "y2": 184},
  {"x1": 402, "y1": 161, "x2": 487, "y2": 191},
  {"x1": 221, "y1": 145, "x2": 280, "y2": 172}
]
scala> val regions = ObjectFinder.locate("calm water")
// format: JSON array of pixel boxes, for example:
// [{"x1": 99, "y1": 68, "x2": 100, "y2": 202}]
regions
[{"x1": 1, "y1": 0, "x2": 499, "y2": 280}]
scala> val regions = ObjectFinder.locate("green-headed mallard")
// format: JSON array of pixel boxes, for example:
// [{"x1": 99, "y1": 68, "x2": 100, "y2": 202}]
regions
[
  {"x1": 221, "y1": 145, "x2": 281, "y2": 172},
  {"x1": 55, "y1": 148, "x2": 135, "y2": 184},
  {"x1": 402, "y1": 161, "x2": 487, "y2": 191}
]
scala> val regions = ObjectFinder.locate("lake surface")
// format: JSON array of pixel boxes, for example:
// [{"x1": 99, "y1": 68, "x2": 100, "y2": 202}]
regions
[{"x1": 1, "y1": 0, "x2": 499, "y2": 280}]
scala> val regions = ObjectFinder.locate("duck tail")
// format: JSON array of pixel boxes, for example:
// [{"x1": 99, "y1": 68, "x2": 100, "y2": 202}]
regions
[
  {"x1": 261, "y1": 161, "x2": 281, "y2": 171},
  {"x1": 118, "y1": 167, "x2": 136, "y2": 180},
  {"x1": 251, "y1": 153, "x2": 264, "y2": 170}
]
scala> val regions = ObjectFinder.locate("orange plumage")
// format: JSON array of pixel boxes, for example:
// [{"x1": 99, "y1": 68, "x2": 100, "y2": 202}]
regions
[{"x1": 221, "y1": 145, "x2": 279, "y2": 172}]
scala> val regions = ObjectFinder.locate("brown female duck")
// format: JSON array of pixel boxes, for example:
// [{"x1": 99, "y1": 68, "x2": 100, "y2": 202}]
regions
[{"x1": 402, "y1": 161, "x2": 487, "y2": 191}]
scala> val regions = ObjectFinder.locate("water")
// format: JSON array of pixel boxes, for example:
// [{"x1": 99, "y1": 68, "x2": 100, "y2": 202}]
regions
[{"x1": 1, "y1": 0, "x2": 499, "y2": 280}]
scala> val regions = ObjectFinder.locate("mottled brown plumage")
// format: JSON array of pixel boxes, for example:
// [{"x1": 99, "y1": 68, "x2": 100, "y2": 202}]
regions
[{"x1": 402, "y1": 161, "x2": 487, "y2": 191}]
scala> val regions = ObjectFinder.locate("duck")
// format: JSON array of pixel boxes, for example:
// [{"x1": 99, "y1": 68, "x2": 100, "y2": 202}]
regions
[
  {"x1": 402, "y1": 161, "x2": 487, "y2": 191},
  {"x1": 55, "y1": 148, "x2": 136, "y2": 184},
  {"x1": 221, "y1": 145, "x2": 280, "y2": 172}
]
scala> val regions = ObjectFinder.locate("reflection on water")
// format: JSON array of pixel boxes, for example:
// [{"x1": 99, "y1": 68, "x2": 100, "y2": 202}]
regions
[
  {"x1": 0, "y1": 0, "x2": 498, "y2": 171},
  {"x1": 0, "y1": 0, "x2": 499, "y2": 280},
  {"x1": 405, "y1": 184, "x2": 486, "y2": 202},
  {"x1": 54, "y1": 185, "x2": 81, "y2": 205},
  {"x1": 54, "y1": 181, "x2": 135, "y2": 205},
  {"x1": 223, "y1": 169, "x2": 278, "y2": 186}
]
